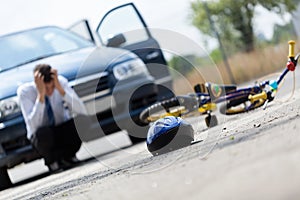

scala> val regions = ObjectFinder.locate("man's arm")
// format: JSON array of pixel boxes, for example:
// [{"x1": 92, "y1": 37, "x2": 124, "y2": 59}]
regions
[
  {"x1": 17, "y1": 85, "x2": 45, "y2": 137},
  {"x1": 56, "y1": 75, "x2": 87, "y2": 116}
]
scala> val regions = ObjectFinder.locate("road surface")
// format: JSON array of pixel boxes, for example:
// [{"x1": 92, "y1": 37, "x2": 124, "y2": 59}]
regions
[{"x1": 1, "y1": 70, "x2": 300, "y2": 200}]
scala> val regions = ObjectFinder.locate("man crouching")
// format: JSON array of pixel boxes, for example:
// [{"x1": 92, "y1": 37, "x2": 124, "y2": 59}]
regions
[{"x1": 17, "y1": 64, "x2": 88, "y2": 172}]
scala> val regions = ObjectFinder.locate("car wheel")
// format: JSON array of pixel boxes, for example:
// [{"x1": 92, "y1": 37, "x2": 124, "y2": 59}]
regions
[{"x1": 0, "y1": 167, "x2": 12, "y2": 190}]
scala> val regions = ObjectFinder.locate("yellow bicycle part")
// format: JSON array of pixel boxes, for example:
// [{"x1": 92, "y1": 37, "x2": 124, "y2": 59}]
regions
[
  {"x1": 248, "y1": 91, "x2": 267, "y2": 104},
  {"x1": 198, "y1": 103, "x2": 217, "y2": 114},
  {"x1": 289, "y1": 40, "x2": 296, "y2": 58},
  {"x1": 146, "y1": 106, "x2": 187, "y2": 122},
  {"x1": 225, "y1": 98, "x2": 265, "y2": 114}
]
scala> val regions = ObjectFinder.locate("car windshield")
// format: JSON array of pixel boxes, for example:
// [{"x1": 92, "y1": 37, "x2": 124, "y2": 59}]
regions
[{"x1": 0, "y1": 26, "x2": 94, "y2": 72}]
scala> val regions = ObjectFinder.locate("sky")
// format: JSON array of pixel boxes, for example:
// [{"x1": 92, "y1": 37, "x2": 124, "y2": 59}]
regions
[{"x1": 0, "y1": 0, "x2": 293, "y2": 55}]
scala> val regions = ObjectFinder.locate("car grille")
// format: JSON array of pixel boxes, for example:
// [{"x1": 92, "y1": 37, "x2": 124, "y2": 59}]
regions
[{"x1": 73, "y1": 73, "x2": 110, "y2": 97}]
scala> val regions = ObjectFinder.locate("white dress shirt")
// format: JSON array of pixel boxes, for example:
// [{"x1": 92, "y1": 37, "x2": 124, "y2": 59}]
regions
[{"x1": 17, "y1": 75, "x2": 87, "y2": 139}]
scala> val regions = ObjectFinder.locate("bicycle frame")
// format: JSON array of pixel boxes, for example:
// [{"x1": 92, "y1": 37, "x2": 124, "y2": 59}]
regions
[
  {"x1": 140, "y1": 40, "x2": 299, "y2": 124},
  {"x1": 195, "y1": 40, "x2": 299, "y2": 113}
]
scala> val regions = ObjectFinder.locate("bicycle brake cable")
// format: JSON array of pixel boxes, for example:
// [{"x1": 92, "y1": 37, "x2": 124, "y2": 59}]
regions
[
  {"x1": 275, "y1": 71, "x2": 296, "y2": 103},
  {"x1": 263, "y1": 99, "x2": 269, "y2": 110}
]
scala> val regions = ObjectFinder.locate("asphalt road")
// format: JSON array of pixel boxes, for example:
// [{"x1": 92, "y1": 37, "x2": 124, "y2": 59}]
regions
[{"x1": 1, "y1": 69, "x2": 300, "y2": 200}]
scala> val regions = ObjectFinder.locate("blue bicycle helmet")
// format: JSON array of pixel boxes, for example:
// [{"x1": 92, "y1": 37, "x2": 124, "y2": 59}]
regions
[{"x1": 147, "y1": 116, "x2": 194, "y2": 156}]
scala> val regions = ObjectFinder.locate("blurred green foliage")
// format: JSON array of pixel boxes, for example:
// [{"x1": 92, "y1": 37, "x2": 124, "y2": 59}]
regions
[
  {"x1": 168, "y1": 55, "x2": 194, "y2": 76},
  {"x1": 191, "y1": 0, "x2": 299, "y2": 53},
  {"x1": 168, "y1": 55, "x2": 213, "y2": 76},
  {"x1": 209, "y1": 49, "x2": 222, "y2": 63},
  {"x1": 271, "y1": 21, "x2": 297, "y2": 43}
]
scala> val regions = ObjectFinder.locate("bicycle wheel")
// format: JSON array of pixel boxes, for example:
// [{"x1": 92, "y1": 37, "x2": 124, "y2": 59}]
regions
[
  {"x1": 140, "y1": 95, "x2": 201, "y2": 123},
  {"x1": 219, "y1": 93, "x2": 266, "y2": 115}
]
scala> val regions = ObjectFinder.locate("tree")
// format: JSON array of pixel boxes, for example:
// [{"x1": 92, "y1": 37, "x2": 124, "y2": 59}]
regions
[{"x1": 191, "y1": 0, "x2": 298, "y2": 52}]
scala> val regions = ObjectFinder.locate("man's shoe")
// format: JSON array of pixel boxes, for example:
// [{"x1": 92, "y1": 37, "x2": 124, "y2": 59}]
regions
[
  {"x1": 63, "y1": 156, "x2": 81, "y2": 165},
  {"x1": 66, "y1": 156, "x2": 80, "y2": 165},
  {"x1": 48, "y1": 162, "x2": 61, "y2": 173},
  {"x1": 59, "y1": 157, "x2": 81, "y2": 169}
]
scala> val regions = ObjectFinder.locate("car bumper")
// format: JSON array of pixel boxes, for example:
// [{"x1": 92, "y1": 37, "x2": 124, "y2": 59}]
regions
[{"x1": 0, "y1": 117, "x2": 40, "y2": 168}]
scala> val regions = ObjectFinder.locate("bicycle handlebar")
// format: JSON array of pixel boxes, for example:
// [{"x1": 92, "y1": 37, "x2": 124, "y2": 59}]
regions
[
  {"x1": 248, "y1": 40, "x2": 298, "y2": 104},
  {"x1": 289, "y1": 40, "x2": 296, "y2": 58}
]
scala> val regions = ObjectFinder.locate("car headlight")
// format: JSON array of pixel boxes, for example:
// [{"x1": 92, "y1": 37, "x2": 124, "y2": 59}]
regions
[
  {"x1": 0, "y1": 96, "x2": 21, "y2": 120},
  {"x1": 113, "y1": 58, "x2": 149, "y2": 80}
]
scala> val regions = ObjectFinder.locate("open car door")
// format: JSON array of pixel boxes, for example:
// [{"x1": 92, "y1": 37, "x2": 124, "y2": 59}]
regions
[
  {"x1": 96, "y1": 3, "x2": 173, "y2": 100},
  {"x1": 68, "y1": 19, "x2": 96, "y2": 44}
]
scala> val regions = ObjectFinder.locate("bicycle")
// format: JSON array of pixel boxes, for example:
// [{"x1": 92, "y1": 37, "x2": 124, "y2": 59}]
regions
[{"x1": 139, "y1": 40, "x2": 298, "y2": 128}]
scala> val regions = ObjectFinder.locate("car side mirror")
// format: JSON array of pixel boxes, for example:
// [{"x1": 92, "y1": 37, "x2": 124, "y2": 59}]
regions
[{"x1": 106, "y1": 33, "x2": 126, "y2": 47}]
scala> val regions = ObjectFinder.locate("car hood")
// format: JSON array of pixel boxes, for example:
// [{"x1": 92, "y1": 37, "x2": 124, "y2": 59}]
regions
[{"x1": 0, "y1": 46, "x2": 136, "y2": 99}]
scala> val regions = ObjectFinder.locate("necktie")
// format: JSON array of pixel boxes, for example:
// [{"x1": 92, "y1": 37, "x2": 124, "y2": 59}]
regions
[{"x1": 45, "y1": 96, "x2": 55, "y2": 126}]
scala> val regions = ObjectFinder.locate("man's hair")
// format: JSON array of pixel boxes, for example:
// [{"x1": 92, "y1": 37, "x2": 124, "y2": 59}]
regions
[{"x1": 33, "y1": 64, "x2": 53, "y2": 83}]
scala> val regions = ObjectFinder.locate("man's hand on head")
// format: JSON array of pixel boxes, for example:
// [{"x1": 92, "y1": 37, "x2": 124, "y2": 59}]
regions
[
  {"x1": 51, "y1": 69, "x2": 65, "y2": 96},
  {"x1": 34, "y1": 71, "x2": 46, "y2": 103}
]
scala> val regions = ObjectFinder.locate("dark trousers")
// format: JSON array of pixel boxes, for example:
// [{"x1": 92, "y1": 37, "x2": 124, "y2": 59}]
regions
[{"x1": 31, "y1": 116, "x2": 84, "y2": 166}]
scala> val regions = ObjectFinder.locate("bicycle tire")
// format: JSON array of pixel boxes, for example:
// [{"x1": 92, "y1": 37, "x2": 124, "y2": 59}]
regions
[
  {"x1": 139, "y1": 97, "x2": 185, "y2": 123},
  {"x1": 219, "y1": 93, "x2": 265, "y2": 115}
]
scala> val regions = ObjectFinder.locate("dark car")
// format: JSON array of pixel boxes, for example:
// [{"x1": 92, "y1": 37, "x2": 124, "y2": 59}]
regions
[{"x1": 0, "y1": 3, "x2": 173, "y2": 189}]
